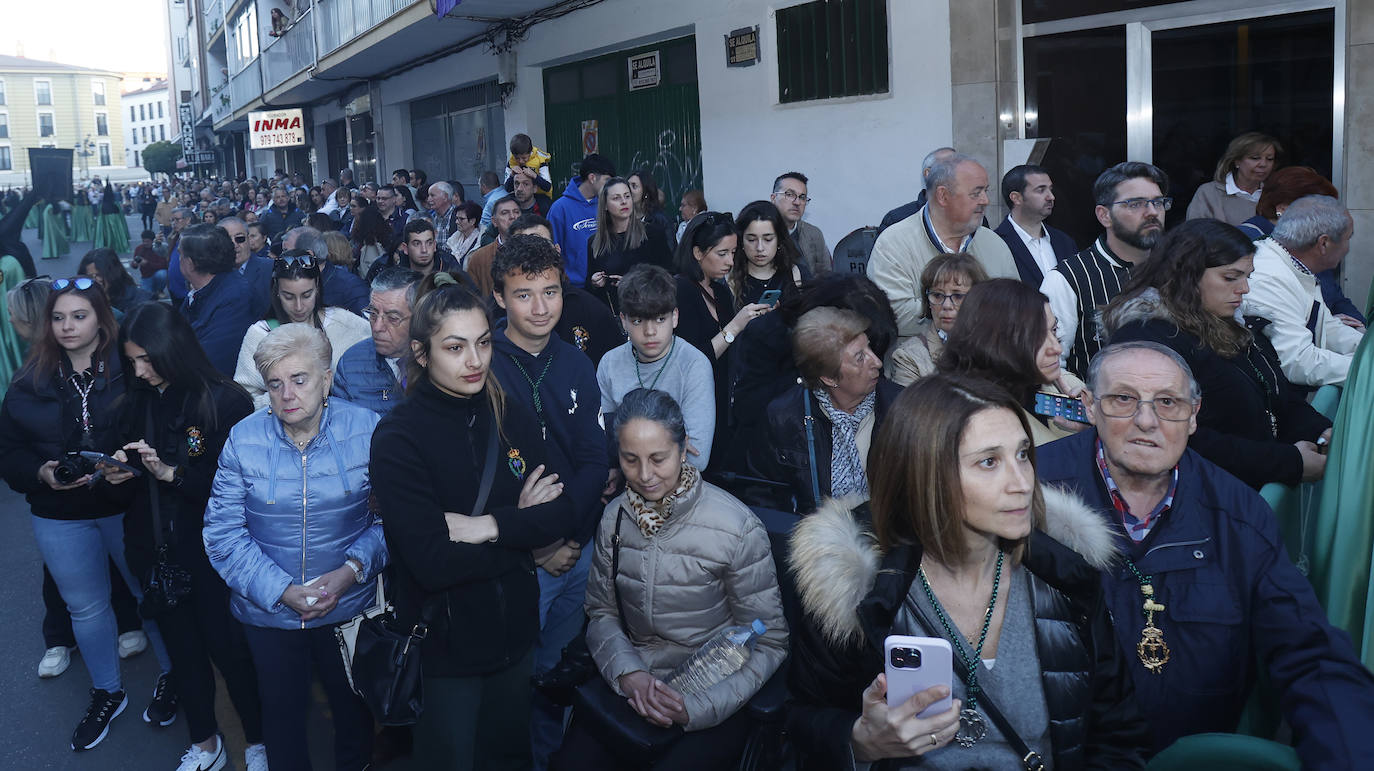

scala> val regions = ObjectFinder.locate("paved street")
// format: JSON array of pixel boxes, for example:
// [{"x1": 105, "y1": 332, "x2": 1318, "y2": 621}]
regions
[{"x1": 2, "y1": 216, "x2": 407, "y2": 769}]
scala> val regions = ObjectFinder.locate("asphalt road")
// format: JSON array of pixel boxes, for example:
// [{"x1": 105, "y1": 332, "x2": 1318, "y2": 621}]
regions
[{"x1": 2, "y1": 217, "x2": 398, "y2": 770}]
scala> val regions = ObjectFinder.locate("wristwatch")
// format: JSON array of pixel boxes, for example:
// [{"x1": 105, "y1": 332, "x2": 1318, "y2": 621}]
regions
[
  {"x1": 345, "y1": 558, "x2": 364, "y2": 584},
  {"x1": 722, "y1": 329, "x2": 736, "y2": 345}
]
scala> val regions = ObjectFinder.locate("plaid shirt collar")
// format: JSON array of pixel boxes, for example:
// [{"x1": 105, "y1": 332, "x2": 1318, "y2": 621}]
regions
[{"x1": 1095, "y1": 438, "x2": 1178, "y2": 543}]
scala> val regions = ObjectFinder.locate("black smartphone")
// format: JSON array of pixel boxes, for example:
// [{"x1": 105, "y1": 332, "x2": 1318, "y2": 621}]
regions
[{"x1": 1033, "y1": 392, "x2": 1088, "y2": 424}]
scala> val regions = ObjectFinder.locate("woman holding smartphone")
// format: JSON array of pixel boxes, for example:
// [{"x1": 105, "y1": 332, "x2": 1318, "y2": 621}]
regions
[
  {"x1": 938, "y1": 279, "x2": 1088, "y2": 445},
  {"x1": 787, "y1": 373, "x2": 1149, "y2": 769},
  {"x1": 105, "y1": 303, "x2": 268, "y2": 771},
  {"x1": 726, "y1": 200, "x2": 807, "y2": 309}
]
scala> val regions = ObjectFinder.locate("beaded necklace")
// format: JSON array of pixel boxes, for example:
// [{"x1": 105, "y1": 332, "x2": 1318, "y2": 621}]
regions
[
  {"x1": 917, "y1": 549, "x2": 1005, "y2": 747},
  {"x1": 508, "y1": 349, "x2": 556, "y2": 440}
]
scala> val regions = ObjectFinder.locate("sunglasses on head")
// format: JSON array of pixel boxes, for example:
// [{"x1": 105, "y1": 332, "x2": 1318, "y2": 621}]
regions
[
  {"x1": 52, "y1": 277, "x2": 95, "y2": 291},
  {"x1": 274, "y1": 252, "x2": 320, "y2": 276}
]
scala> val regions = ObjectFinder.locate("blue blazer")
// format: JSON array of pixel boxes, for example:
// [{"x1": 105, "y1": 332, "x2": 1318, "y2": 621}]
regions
[
  {"x1": 994, "y1": 216, "x2": 1079, "y2": 286},
  {"x1": 1036, "y1": 429, "x2": 1374, "y2": 767},
  {"x1": 240, "y1": 254, "x2": 274, "y2": 320}
]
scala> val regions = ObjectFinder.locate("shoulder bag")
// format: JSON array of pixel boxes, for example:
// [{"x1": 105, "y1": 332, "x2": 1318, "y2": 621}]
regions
[{"x1": 338, "y1": 410, "x2": 499, "y2": 726}]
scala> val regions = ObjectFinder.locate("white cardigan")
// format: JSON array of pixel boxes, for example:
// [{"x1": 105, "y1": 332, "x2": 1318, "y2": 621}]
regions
[
  {"x1": 1240, "y1": 238, "x2": 1363, "y2": 387},
  {"x1": 233, "y1": 307, "x2": 372, "y2": 408}
]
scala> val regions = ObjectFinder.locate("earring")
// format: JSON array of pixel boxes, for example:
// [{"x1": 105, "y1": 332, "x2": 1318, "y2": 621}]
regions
[{"x1": 323, "y1": 395, "x2": 329, "y2": 408}]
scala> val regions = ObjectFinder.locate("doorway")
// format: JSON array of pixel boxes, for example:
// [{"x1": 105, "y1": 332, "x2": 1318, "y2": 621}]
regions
[{"x1": 1022, "y1": 2, "x2": 1340, "y2": 246}]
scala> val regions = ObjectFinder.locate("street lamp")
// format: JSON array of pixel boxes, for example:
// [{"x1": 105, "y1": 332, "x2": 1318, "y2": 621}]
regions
[{"x1": 77, "y1": 135, "x2": 95, "y2": 181}]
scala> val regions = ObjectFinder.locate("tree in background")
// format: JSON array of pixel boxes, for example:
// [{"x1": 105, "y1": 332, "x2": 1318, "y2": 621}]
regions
[{"x1": 142, "y1": 142, "x2": 183, "y2": 179}]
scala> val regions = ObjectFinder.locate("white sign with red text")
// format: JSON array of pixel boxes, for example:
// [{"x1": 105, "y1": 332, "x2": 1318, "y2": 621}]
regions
[{"x1": 249, "y1": 109, "x2": 306, "y2": 149}]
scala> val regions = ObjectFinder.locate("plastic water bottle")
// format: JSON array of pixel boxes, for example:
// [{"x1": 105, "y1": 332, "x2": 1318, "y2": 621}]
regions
[{"x1": 665, "y1": 619, "x2": 768, "y2": 695}]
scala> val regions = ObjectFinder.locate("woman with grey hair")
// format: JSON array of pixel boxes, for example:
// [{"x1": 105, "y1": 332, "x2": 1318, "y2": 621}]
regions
[
  {"x1": 751, "y1": 307, "x2": 903, "y2": 513},
  {"x1": 554, "y1": 388, "x2": 788, "y2": 769},
  {"x1": 204, "y1": 322, "x2": 386, "y2": 770}
]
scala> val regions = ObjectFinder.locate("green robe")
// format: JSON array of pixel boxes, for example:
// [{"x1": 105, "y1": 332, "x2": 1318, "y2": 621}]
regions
[
  {"x1": 1312, "y1": 331, "x2": 1374, "y2": 668},
  {"x1": 70, "y1": 201, "x2": 96, "y2": 242},
  {"x1": 40, "y1": 204, "x2": 67, "y2": 259},
  {"x1": 93, "y1": 211, "x2": 130, "y2": 254},
  {"x1": 0, "y1": 255, "x2": 27, "y2": 396}
]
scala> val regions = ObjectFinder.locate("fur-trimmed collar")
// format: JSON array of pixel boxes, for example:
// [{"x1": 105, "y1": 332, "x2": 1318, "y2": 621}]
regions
[{"x1": 789, "y1": 486, "x2": 1117, "y2": 648}]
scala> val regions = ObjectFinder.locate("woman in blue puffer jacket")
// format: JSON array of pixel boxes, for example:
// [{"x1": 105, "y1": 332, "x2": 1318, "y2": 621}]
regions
[{"x1": 204, "y1": 322, "x2": 386, "y2": 771}]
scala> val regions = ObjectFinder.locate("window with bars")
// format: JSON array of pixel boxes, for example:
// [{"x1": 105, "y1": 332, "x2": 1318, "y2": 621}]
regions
[{"x1": 775, "y1": 0, "x2": 889, "y2": 104}]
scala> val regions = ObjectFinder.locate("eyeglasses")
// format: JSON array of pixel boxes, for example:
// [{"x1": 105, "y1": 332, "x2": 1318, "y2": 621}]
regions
[
  {"x1": 362, "y1": 307, "x2": 411, "y2": 327},
  {"x1": 1096, "y1": 393, "x2": 1194, "y2": 422},
  {"x1": 274, "y1": 253, "x2": 321, "y2": 277},
  {"x1": 1110, "y1": 197, "x2": 1173, "y2": 213},
  {"x1": 52, "y1": 277, "x2": 95, "y2": 291},
  {"x1": 277, "y1": 253, "x2": 318, "y2": 269},
  {"x1": 776, "y1": 190, "x2": 811, "y2": 203},
  {"x1": 925, "y1": 290, "x2": 967, "y2": 307}
]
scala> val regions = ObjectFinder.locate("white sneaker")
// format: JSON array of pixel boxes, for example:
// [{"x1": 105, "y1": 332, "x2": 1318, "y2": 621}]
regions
[
  {"x1": 38, "y1": 646, "x2": 73, "y2": 678},
  {"x1": 176, "y1": 735, "x2": 226, "y2": 771},
  {"x1": 244, "y1": 742, "x2": 268, "y2": 771},
  {"x1": 118, "y1": 630, "x2": 148, "y2": 659}
]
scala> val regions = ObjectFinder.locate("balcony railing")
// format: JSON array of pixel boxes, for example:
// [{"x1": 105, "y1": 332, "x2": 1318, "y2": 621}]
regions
[
  {"x1": 261, "y1": 7, "x2": 316, "y2": 90},
  {"x1": 210, "y1": 81, "x2": 232, "y2": 122},
  {"x1": 318, "y1": 0, "x2": 415, "y2": 57},
  {"x1": 230, "y1": 57, "x2": 262, "y2": 112},
  {"x1": 204, "y1": 0, "x2": 224, "y2": 40}
]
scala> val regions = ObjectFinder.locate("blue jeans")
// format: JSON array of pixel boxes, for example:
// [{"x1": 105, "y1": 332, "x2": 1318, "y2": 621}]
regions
[
  {"x1": 141, "y1": 269, "x2": 167, "y2": 296},
  {"x1": 31, "y1": 514, "x2": 172, "y2": 692},
  {"x1": 531, "y1": 547, "x2": 592, "y2": 770}
]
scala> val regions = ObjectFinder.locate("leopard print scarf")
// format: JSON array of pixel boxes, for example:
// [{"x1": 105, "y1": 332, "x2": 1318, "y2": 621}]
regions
[{"x1": 624, "y1": 463, "x2": 700, "y2": 537}]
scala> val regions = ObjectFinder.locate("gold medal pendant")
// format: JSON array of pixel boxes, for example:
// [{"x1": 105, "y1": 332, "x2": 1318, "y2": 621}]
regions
[{"x1": 1136, "y1": 583, "x2": 1170, "y2": 674}]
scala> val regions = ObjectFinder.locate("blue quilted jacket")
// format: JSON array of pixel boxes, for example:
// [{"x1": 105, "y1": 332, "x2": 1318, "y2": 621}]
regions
[{"x1": 204, "y1": 399, "x2": 386, "y2": 629}]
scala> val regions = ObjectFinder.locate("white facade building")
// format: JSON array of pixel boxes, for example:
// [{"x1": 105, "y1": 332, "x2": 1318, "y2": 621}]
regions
[{"x1": 123, "y1": 79, "x2": 171, "y2": 169}]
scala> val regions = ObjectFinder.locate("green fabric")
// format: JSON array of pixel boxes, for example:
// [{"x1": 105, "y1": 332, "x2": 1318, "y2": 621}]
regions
[
  {"x1": 70, "y1": 204, "x2": 96, "y2": 242},
  {"x1": 1146, "y1": 733, "x2": 1300, "y2": 771},
  {"x1": 0, "y1": 255, "x2": 27, "y2": 396},
  {"x1": 23, "y1": 201, "x2": 43, "y2": 230},
  {"x1": 40, "y1": 204, "x2": 67, "y2": 259},
  {"x1": 1312, "y1": 332, "x2": 1374, "y2": 669},
  {"x1": 93, "y1": 212, "x2": 130, "y2": 254}
]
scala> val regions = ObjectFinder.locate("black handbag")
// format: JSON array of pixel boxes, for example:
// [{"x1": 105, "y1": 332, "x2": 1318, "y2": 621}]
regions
[
  {"x1": 339, "y1": 416, "x2": 499, "y2": 726},
  {"x1": 138, "y1": 401, "x2": 192, "y2": 620},
  {"x1": 570, "y1": 507, "x2": 685, "y2": 761}
]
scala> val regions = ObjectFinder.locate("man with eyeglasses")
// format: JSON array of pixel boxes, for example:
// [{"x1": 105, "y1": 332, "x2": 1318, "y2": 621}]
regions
[
  {"x1": 331, "y1": 267, "x2": 422, "y2": 415},
  {"x1": 166, "y1": 206, "x2": 196, "y2": 304},
  {"x1": 375, "y1": 185, "x2": 408, "y2": 243},
  {"x1": 1037, "y1": 341, "x2": 1374, "y2": 767},
  {"x1": 867, "y1": 153, "x2": 1018, "y2": 340},
  {"x1": 1041, "y1": 161, "x2": 1170, "y2": 379},
  {"x1": 770, "y1": 171, "x2": 832, "y2": 277},
  {"x1": 219, "y1": 217, "x2": 273, "y2": 319}
]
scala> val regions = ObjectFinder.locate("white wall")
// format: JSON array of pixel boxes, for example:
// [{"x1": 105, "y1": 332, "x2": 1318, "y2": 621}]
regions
[
  {"x1": 123, "y1": 87, "x2": 172, "y2": 168},
  {"x1": 365, "y1": 0, "x2": 952, "y2": 251}
]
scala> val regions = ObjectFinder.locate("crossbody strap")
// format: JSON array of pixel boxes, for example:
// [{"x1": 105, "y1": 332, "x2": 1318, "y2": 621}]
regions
[
  {"x1": 802, "y1": 389, "x2": 822, "y2": 507},
  {"x1": 144, "y1": 399, "x2": 167, "y2": 549},
  {"x1": 611, "y1": 507, "x2": 632, "y2": 640},
  {"x1": 472, "y1": 408, "x2": 499, "y2": 516},
  {"x1": 904, "y1": 595, "x2": 1044, "y2": 771}
]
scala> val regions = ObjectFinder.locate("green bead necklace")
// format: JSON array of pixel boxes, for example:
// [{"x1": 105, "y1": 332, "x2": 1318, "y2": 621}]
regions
[
  {"x1": 509, "y1": 350, "x2": 556, "y2": 439},
  {"x1": 917, "y1": 549, "x2": 1004, "y2": 748}
]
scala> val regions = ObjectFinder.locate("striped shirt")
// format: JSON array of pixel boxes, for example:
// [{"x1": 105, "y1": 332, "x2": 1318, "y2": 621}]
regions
[
  {"x1": 1095, "y1": 438, "x2": 1178, "y2": 543},
  {"x1": 1049, "y1": 237, "x2": 1134, "y2": 378}
]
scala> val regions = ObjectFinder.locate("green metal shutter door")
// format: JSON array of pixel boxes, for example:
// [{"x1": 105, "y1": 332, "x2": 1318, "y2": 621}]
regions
[{"x1": 543, "y1": 36, "x2": 702, "y2": 209}]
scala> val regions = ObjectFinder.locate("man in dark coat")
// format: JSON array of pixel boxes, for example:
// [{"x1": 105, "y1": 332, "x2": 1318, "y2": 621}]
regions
[
  {"x1": 177, "y1": 225, "x2": 257, "y2": 376},
  {"x1": 1036, "y1": 341, "x2": 1374, "y2": 766},
  {"x1": 993, "y1": 164, "x2": 1078, "y2": 286}
]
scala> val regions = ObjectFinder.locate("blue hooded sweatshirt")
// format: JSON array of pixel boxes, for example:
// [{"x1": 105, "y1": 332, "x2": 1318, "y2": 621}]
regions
[{"x1": 547, "y1": 178, "x2": 599, "y2": 287}]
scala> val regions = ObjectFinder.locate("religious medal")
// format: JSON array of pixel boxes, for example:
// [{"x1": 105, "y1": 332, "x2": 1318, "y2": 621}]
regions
[
  {"x1": 955, "y1": 707, "x2": 988, "y2": 748},
  {"x1": 1129, "y1": 567, "x2": 1170, "y2": 674}
]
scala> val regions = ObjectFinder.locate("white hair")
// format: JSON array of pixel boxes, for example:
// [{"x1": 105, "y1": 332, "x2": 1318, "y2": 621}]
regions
[{"x1": 254, "y1": 322, "x2": 333, "y2": 381}]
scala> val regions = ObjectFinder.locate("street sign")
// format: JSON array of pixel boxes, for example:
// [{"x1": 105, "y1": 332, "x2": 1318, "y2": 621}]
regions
[
  {"x1": 190, "y1": 151, "x2": 216, "y2": 164},
  {"x1": 178, "y1": 103, "x2": 195, "y2": 153},
  {"x1": 249, "y1": 108, "x2": 306, "y2": 149}
]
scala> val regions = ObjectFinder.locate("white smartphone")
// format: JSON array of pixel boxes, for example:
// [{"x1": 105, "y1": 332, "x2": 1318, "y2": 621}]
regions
[{"x1": 884, "y1": 635, "x2": 953, "y2": 716}]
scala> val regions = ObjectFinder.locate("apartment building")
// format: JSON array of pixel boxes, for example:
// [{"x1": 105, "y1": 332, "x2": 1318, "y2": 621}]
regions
[
  {"x1": 0, "y1": 54, "x2": 125, "y2": 184},
  {"x1": 123, "y1": 79, "x2": 173, "y2": 169}
]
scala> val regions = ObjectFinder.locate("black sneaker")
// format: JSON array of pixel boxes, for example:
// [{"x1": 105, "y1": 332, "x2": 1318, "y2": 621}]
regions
[
  {"x1": 71, "y1": 688, "x2": 127, "y2": 751},
  {"x1": 142, "y1": 672, "x2": 177, "y2": 727}
]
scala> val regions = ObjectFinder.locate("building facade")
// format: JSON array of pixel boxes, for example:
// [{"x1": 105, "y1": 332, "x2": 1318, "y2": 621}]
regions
[
  {"x1": 123, "y1": 79, "x2": 172, "y2": 170},
  {"x1": 177, "y1": 0, "x2": 1374, "y2": 308},
  {"x1": 0, "y1": 54, "x2": 126, "y2": 184}
]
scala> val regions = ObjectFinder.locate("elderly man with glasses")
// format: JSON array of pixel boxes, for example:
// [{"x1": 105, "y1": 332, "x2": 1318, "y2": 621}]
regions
[
  {"x1": 1041, "y1": 161, "x2": 1170, "y2": 379},
  {"x1": 1036, "y1": 340, "x2": 1374, "y2": 767},
  {"x1": 330, "y1": 267, "x2": 422, "y2": 415}
]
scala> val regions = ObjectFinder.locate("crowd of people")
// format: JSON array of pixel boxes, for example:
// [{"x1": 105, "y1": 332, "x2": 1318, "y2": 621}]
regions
[{"x1": 1, "y1": 128, "x2": 1373, "y2": 771}]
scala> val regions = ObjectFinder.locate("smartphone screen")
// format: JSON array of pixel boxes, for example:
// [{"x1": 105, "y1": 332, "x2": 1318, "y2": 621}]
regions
[{"x1": 1033, "y1": 392, "x2": 1088, "y2": 424}]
